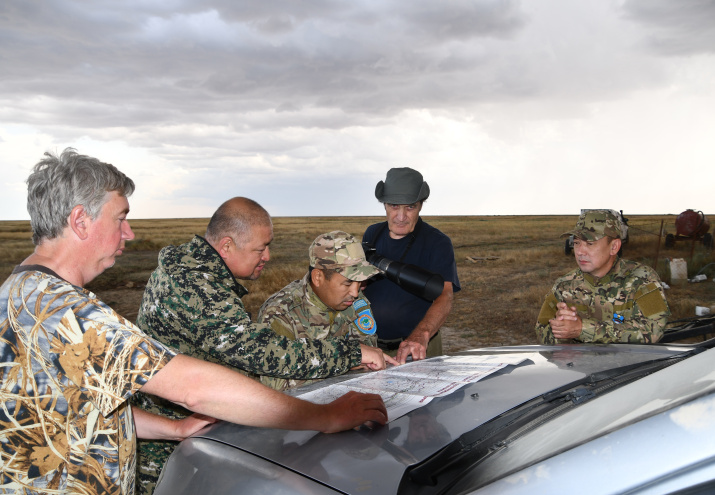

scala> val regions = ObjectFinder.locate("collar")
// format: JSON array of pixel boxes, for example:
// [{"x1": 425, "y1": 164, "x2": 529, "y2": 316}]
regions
[
  {"x1": 303, "y1": 272, "x2": 334, "y2": 314},
  {"x1": 193, "y1": 235, "x2": 248, "y2": 298},
  {"x1": 12, "y1": 264, "x2": 66, "y2": 283},
  {"x1": 582, "y1": 257, "x2": 621, "y2": 286}
]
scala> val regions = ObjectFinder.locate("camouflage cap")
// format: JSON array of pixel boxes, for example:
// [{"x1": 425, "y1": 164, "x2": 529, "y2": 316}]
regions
[
  {"x1": 561, "y1": 209, "x2": 623, "y2": 241},
  {"x1": 309, "y1": 231, "x2": 382, "y2": 282}
]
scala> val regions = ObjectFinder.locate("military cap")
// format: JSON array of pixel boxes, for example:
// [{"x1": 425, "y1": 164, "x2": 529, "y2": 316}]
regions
[
  {"x1": 375, "y1": 167, "x2": 430, "y2": 204},
  {"x1": 309, "y1": 231, "x2": 382, "y2": 282},
  {"x1": 562, "y1": 209, "x2": 623, "y2": 241}
]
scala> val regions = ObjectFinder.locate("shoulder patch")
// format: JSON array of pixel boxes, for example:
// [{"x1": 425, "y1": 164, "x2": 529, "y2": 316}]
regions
[
  {"x1": 634, "y1": 281, "x2": 658, "y2": 299},
  {"x1": 354, "y1": 309, "x2": 377, "y2": 335},
  {"x1": 636, "y1": 284, "x2": 669, "y2": 317}
]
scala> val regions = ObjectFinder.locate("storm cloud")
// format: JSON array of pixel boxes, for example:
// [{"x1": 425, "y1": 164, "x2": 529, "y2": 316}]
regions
[{"x1": 1, "y1": 0, "x2": 714, "y2": 219}]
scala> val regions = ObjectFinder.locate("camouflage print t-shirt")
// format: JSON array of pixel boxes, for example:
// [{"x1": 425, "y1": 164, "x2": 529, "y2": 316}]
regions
[
  {"x1": 0, "y1": 266, "x2": 174, "y2": 495},
  {"x1": 535, "y1": 258, "x2": 670, "y2": 344},
  {"x1": 257, "y1": 273, "x2": 378, "y2": 391}
]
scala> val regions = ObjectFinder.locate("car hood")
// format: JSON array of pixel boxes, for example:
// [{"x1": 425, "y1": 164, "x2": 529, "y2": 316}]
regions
[{"x1": 155, "y1": 344, "x2": 701, "y2": 495}]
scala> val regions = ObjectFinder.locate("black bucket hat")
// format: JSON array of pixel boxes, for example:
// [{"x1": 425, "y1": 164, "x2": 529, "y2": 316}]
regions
[{"x1": 375, "y1": 167, "x2": 430, "y2": 204}]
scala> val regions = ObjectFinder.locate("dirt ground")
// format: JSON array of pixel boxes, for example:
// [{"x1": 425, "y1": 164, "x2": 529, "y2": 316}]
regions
[
  {"x1": 95, "y1": 246, "x2": 715, "y2": 354},
  {"x1": 51, "y1": 214, "x2": 709, "y2": 354},
  {"x1": 3, "y1": 214, "x2": 713, "y2": 355}
]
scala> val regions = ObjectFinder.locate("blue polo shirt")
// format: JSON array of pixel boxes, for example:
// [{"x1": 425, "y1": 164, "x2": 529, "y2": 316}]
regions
[{"x1": 362, "y1": 219, "x2": 460, "y2": 341}]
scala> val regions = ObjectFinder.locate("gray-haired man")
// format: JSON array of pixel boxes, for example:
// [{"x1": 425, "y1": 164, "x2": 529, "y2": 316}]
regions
[
  {"x1": 362, "y1": 167, "x2": 461, "y2": 364},
  {"x1": 0, "y1": 148, "x2": 387, "y2": 495}
]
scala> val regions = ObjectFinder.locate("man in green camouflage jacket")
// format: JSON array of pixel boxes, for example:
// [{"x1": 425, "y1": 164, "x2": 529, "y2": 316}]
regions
[
  {"x1": 535, "y1": 210, "x2": 670, "y2": 345},
  {"x1": 258, "y1": 231, "x2": 397, "y2": 391},
  {"x1": 133, "y1": 198, "x2": 389, "y2": 495}
]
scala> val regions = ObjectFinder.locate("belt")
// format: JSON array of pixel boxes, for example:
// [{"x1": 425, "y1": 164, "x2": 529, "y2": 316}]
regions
[{"x1": 377, "y1": 338, "x2": 404, "y2": 351}]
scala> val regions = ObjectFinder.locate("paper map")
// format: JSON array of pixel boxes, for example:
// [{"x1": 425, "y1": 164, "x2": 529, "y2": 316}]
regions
[{"x1": 297, "y1": 353, "x2": 535, "y2": 422}]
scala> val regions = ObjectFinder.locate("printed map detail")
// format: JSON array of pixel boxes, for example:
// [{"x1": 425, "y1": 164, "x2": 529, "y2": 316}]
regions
[{"x1": 297, "y1": 353, "x2": 536, "y2": 422}]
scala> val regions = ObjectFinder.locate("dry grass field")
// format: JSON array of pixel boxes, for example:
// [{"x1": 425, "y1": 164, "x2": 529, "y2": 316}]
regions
[{"x1": 2, "y1": 215, "x2": 714, "y2": 353}]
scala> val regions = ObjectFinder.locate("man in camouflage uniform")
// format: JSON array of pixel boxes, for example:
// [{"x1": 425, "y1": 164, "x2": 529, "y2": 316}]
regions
[
  {"x1": 258, "y1": 231, "x2": 395, "y2": 391},
  {"x1": 535, "y1": 210, "x2": 670, "y2": 344},
  {"x1": 133, "y1": 198, "x2": 389, "y2": 494}
]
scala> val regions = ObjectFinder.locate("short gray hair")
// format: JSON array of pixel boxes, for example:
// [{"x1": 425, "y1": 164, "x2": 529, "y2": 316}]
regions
[
  {"x1": 26, "y1": 148, "x2": 135, "y2": 245},
  {"x1": 205, "y1": 197, "x2": 271, "y2": 247}
]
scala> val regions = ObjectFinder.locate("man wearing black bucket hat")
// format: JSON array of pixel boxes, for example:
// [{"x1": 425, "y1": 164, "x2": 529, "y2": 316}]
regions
[{"x1": 362, "y1": 167, "x2": 460, "y2": 364}]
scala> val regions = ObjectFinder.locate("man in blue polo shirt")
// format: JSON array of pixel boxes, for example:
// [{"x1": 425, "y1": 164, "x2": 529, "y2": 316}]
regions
[{"x1": 362, "y1": 167, "x2": 461, "y2": 364}]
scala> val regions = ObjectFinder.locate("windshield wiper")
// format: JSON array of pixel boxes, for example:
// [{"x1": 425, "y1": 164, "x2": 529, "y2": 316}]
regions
[{"x1": 400, "y1": 352, "x2": 693, "y2": 494}]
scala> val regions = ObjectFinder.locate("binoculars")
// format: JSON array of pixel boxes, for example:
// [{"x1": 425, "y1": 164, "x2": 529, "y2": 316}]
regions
[{"x1": 362, "y1": 244, "x2": 444, "y2": 301}]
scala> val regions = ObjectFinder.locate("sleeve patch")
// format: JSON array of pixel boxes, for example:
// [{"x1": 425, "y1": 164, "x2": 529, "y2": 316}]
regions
[
  {"x1": 636, "y1": 287, "x2": 668, "y2": 317},
  {"x1": 354, "y1": 309, "x2": 377, "y2": 335},
  {"x1": 352, "y1": 298, "x2": 368, "y2": 311},
  {"x1": 270, "y1": 320, "x2": 297, "y2": 340}
]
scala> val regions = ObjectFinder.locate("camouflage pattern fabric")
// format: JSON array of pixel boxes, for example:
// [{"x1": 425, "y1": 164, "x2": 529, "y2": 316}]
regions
[
  {"x1": 132, "y1": 235, "x2": 362, "y2": 494},
  {"x1": 562, "y1": 209, "x2": 623, "y2": 241},
  {"x1": 133, "y1": 392, "x2": 184, "y2": 495},
  {"x1": 134, "y1": 431, "x2": 176, "y2": 495},
  {"x1": 310, "y1": 231, "x2": 381, "y2": 281},
  {"x1": 535, "y1": 258, "x2": 670, "y2": 344},
  {"x1": 257, "y1": 273, "x2": 377, "y2": 391},
  {"x1": 0, "y1": 267, "x2": 174, "y2": 495}
]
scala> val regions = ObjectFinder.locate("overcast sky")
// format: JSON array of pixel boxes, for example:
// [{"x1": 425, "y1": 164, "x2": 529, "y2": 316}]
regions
[{"x1": 1, "y1": 0, "x2": 714, "y2": 220}]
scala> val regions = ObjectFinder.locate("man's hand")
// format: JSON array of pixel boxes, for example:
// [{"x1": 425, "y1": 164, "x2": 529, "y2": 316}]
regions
[
  {"x1": 394, "y1": 282, "x2": 453, "y2": 364},
  {"x1": 320, "y1": 391, "x2": 388, "y2": 433},
  {"x1": 145, "y1": 354, "x2": 389, "y2": 435},
  {"x1": 360, "y1": 344, "x2": 399, "y2": 370},
  {"x1": 549, "y1": 302, "x2": 583, "y2": 340},
  {"x1": 175, "y1": 413, "x2": 218, "y2": 441},
  {"x1": 134, "y1": 408, "x2": 217, "y2": 441},
  {"x1": 395, "y1": 333, "x2": 429, "y2": 364}
]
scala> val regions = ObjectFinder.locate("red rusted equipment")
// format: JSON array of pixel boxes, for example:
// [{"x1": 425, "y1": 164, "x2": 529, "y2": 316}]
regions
[
  {"x1": 665, "y1": 209, "x2": 712, "y2": 248},
  {"x1": 675, "y1": 209, "x2": 710, "y2": 237}
]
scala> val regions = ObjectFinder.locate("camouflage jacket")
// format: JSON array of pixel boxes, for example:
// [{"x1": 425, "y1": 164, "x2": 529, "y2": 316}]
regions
[
  {"x1": 1, "y1": 266, "x2": 173, "y2": 495},
  {"x1": 136, "y1": 235, "x2": 362, "y2": 380},
  {"x1": 257, "y1": 273, "x2": 378, "y2": 391},
  {"x1": 132, "y1": 236, "x2": 362, "y2": 494},
  {"x1": 535, "y1": 258, "x2": 670, "y2": 344}
]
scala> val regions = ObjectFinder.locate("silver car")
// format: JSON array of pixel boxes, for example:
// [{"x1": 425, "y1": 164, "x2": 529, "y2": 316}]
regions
[{"x1": 155, "y1": 340, "x2": 715, "y2": 494}]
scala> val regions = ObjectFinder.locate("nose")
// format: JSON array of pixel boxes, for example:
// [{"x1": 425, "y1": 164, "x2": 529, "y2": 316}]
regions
[
  {"x1": 574, "y1": 242, "x2": 586, "y2": 257},
  {"x1": 262, "y1": 246, "x2": 271, "y2": 262},
  {"x1": 349, "y1": 281, "x2": 360, "y2": 298},
  {"x1": 395, "y1": 206, "x2": 407, "y2": 221},
  {"x1": 123, "y1": 221, "x2": 135, "y2": 241}
]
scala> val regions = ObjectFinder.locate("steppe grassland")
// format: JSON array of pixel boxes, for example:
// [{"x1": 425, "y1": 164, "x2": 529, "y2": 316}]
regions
[{"x1": 1, "y1": 215, "x2": 713, "y2": 349}]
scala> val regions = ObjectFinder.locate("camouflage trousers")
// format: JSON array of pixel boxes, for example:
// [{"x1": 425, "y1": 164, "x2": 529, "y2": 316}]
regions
[{"x1": 136, "y1": 439, "x2": 177, "y2": 495}]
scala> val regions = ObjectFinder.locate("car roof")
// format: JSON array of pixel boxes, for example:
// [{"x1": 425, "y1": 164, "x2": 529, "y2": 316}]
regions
[{"x1": 157, "y1": 343, "x2": 707, "y2": 495}]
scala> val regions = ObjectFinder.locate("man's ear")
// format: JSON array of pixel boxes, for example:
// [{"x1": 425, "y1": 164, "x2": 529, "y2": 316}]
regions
[
  {"x1": 610, "y1": 238, "x2": 622, "y2": 255},
  {"x1": 311, "y1": 268, "x2": 324, "y2": 287},
  {"x1": 216, "y1": 236, "x2": 234, "y2": 259},
  {"x1": 69, "y1": 205, "x2": 90, "y2": 240}
]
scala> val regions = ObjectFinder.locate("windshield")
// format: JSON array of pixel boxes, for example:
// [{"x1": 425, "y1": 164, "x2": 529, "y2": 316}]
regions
[{"x1": 400, "y1": 347, "x2": 708, "y2": 494}]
